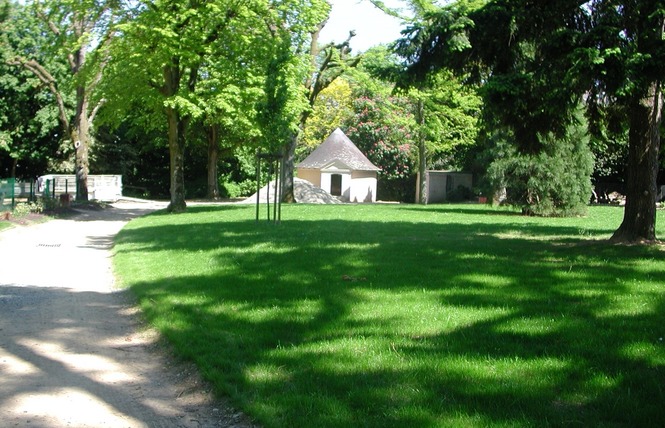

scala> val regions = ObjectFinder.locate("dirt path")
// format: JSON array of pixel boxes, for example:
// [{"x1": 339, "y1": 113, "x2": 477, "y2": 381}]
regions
[{"x1": 0, "y1": 200, "x2": 254, "y2": 427}]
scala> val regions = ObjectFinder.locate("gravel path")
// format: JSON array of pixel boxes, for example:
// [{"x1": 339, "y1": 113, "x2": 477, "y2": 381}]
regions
[{"x1": 0, "y1": 200, "x2": 254, "y2": 427}]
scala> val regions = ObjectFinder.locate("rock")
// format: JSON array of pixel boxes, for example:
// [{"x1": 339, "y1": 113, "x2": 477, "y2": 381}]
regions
[{"x1": 242, "y1": 178, "x2": 342, "y2": 204}]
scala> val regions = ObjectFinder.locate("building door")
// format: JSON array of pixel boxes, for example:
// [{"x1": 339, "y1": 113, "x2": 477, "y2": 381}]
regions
[{"x1": 330, "y1": 174, "x2": 342, "y2": 196}]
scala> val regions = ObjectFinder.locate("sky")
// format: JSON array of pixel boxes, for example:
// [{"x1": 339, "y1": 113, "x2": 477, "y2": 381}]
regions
[{"x1": 318, "y1": 0, "x2": 410, "y2": 53}]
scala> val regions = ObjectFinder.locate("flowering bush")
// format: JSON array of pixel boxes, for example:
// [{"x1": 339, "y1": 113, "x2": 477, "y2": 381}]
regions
[
  {"x1": 12, "y1": 200, "x2": 44, "y2": 217},
  {"x1": 344, "y1": 96, "x2": 416, "y2": 181}
]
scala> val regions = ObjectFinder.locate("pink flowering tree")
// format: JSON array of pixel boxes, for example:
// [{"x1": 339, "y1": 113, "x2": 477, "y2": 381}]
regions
[
  {"x1": 343, "y1": 94, "x2": 417, "y2": 201},
  {"x1": 344, "y1": 95, "x2": 416, "y2": 180}
]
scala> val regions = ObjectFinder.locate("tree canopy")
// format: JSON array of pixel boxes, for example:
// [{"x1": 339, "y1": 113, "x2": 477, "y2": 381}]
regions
[
  {"x1": 3, "y1": 0, "x2": 661, "y2": 232},
  {"x1": 395, "y1": 0, "x2": 664, "y2": 242}
]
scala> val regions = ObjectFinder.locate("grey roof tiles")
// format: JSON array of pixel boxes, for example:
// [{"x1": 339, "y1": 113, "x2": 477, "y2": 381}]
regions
[{"x1": 297, "y1": 128, "x2": 380, "y2": 171}]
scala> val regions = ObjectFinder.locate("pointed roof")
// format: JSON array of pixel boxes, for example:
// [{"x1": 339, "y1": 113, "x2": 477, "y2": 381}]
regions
[{"x1": 297, "y1": 128, "x2": 380, "y2": 171}]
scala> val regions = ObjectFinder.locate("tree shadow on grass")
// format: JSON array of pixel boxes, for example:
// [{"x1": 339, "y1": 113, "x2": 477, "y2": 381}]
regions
[
  {"x1": 397, "y1": 204, "x2": 524, "y2": 217},
  {"x1": 116, "y1": 207, "x2": 665, "y2": 427}
]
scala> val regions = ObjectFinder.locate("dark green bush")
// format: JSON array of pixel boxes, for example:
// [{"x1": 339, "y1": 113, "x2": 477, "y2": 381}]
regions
[{"x1": 486, "y1": 122, "x2": 594, "y2": 217}]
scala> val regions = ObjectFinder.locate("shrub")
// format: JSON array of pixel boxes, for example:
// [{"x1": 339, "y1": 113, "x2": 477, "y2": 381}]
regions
[
  {"x1": 222, "y1": 179, "x2": 256, "y2": 198},
  {"x1": 12, "y1": 200, "x2": 44, "y2": 217},
  {"x1": 486, "y1": 122, "x2": 594, "y2": 217}
]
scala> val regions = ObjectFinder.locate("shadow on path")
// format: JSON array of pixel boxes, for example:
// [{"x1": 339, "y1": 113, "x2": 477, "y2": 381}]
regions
[{"x1": 0, "y1": 200, "x2": 252, "y2": 427}]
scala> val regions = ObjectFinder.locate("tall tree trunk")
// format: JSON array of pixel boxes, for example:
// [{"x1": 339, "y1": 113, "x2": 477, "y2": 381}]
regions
[
  {"x1": 166, "y1": 106, "x2": 187, "y2": 213},
  {"x1": 73, "y1": 84, "x2": 90, "y2": 201},
  {"x1": 415, "y1": 99, "x2": 427, "y2": 204},
  {"x1": 161, "y1": 59, "x2": 189, "y2": 213},
  {"x1": 207, "y1": 124, "x2": 220, "y2": 200},
  {"x1": 281, "y1": 131, "x2": 299, "y2": 203},
  {"x1": 611, "y1": 80, "x2": 662, "y2": 243}
]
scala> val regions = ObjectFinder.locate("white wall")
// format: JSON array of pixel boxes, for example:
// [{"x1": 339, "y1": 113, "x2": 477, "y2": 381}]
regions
[
  {"x1": 37, "y1": 174, "x2": 123, "y2": 201},
  {"x1": 350, "y1": 171, "x2": 377, "y2": 202},
  {"x1": 416, "y1": 171, "x2": 473, "y2": 203},
  {"x1": 296, "y1": 168, "x2": 377, "y2": 203},
  {"x1": 321, "y1": 171, "x2": 351, "y2": 200}
]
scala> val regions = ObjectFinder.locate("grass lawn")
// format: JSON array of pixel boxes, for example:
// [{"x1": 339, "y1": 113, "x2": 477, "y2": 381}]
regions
[{"x1": 114, "y1": 204, "x2": 665, "y2": 427}]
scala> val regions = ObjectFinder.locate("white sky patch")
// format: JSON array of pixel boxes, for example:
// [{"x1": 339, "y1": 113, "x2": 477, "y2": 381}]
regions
[{"x1": 319, "y1": 0, "x2": 410, "y2": 53}]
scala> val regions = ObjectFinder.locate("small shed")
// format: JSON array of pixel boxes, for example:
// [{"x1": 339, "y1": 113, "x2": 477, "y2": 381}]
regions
[
  {"x1": 297, "y1": 128, "x2": 380, "y2": 202},
  {"x1": 416, "y1": 170, "x2": 474, "y2": 203}
]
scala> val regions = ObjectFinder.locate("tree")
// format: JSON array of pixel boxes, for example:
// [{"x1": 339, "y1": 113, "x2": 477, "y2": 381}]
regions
[
  {"x1": 106, "y1": 1, "x2": 332, "y2": 210},
  {"x1": 5, "y1": 0, "x2": 121, "y2": 200},
  {"x1": 300, "y1": 77, "x2": 354, "y2": 152},
  {"x1": 398, "y1": 70, "x2": 480, "y2": 204},
  {"x1": 486, "y1": 115, "x2": 594, "y2": 216},
  {"x1": 362, "y1": 38, "x2": 481, "y2": 204},
  {"x1": 395, "y1": 0, "x2": 664, "y2": 242},
  {"x1": 194, "y1": 24, "x2": 265, "y2": 200},
  {"x1": 0, "y1": 1, "x2": 62, "y2": 178},
  {"x1": 108, "y1": 0, "x2": 270, "y2": 212},
  {"x1": 344, "y1": 91, "x2": 417, "y2": 201},
  {"x1": 277, "y1": 1, "x2": 361, "y2": 203},
  {"x1": 587, "y1": 1, "x2": 664, "y2": 243}
]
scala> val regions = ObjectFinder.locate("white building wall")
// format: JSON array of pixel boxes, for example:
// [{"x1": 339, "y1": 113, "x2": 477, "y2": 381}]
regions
[
  {"x1": 297, "y1": 168, "x2": 378, "y2": 203},
  {"x1": 320, "y1": 172, "x2": 331, "y2": 194},
  {"x1": 350, "y1": 171, "x2": 377, "y2": 203},
  {"x1": 321, "y1": 171, "x2": 352, "y2": 200}
]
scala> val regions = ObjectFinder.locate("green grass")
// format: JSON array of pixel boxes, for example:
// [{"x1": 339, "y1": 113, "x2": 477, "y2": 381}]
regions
[{"x1": 114, "y1": 204, "x2": 665, "y2": 427}]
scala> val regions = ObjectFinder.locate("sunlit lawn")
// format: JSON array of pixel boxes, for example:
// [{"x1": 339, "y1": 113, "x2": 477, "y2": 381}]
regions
[{"x1": 114, "y1": 204, "x2": 665, "y2": 427}]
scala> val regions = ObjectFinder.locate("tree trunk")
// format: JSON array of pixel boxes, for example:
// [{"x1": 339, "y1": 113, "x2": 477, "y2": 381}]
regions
[
  {"x1": 73, "y1": 85, "x2": 90, "y2": 201},
  {"x1": 610, "y1": 81, "x2": 662, "y2": 243},
  {"x1": 166, "y1": 107, "x2": 187, "y2": 213},
  {"x1": 415, "y1": 99, "x2": 427, "y2": 204},
  {"x1": 281, "y1": 131, "x2": 298, "y2": 203},
  {"x1": 161, "y1": 59, "x2": 188, "y2": 213},
  {"x1": 206, "y1": 124, "x2": 220, "y2": 200}
]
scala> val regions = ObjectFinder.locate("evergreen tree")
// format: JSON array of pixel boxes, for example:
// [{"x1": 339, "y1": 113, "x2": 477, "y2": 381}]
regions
[
  {"x1": 486, "y1": 116, "x2": 594, "y2": 216},
  {"x1": 395, "y1": 0, "x2": 664, "y2": 242}
]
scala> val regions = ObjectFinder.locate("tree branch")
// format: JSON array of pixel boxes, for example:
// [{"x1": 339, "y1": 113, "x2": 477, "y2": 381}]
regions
[
  {"x1": 34, "y1": 5, "x2": 78, "y2": 71},
  {"x1": 8, "y1": 57, "x2": 70, "y2": 132},
  {"x1": 88, "y1": 98, "x2": 106, "y2": 124}
]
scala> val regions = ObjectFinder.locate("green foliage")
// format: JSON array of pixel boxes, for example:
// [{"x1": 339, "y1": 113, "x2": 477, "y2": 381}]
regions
[
  {"x1": 416, "y1": 69, "x2": 481, "y2": 169},
  {"x1": 344, "y1": 95, "x2": 415, "y2": 180},
  {"x1": 300, "y1": 78, "x2": 354, "y2": 151},
  {"x1": 395, "y1": 0, "x2": 665, "y2": 240},
  {"x1": 11, "y1": 199, "x2": 44, "y2": 217},
  {"x1": 219, "y1": 145, "x2": 259, "y2": 198},
  {"x1": 115, "y1": 204, "x2": 665, "y2": 428},
  {"x1": 364, "y1": 43, "x2": 480, "y2": 178},
  {"x1": 486, "y1": 120, "x2": 594, "y2": 217},
  {"x1": 0, "y1": 0, "x2": 67, "y2": 177},
  {"x1": 221, "y1": 179, "x2": 255, "y2": 198},
  {"x1": 100, "y1": 0, "x2": 332, "y2": 204}
]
